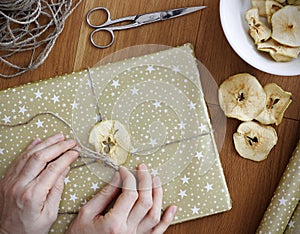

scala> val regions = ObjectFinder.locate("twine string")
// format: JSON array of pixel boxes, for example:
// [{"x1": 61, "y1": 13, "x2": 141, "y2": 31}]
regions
[
  {"x1": 0, "y1": 0, "x2": 82, "y2": 78},
  {"x1": 0, "y1": 111, "x2": 120, "y2": 171}
]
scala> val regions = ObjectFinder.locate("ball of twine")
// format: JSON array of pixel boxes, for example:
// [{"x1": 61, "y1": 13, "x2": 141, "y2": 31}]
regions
[{"x1": 0, "y1": 0, "x2": 82, "y2": 78}]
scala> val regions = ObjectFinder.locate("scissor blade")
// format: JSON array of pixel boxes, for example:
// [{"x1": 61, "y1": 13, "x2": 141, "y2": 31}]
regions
[{"x1": 135, "y1": 6, "x2": 207, "y2": 25}]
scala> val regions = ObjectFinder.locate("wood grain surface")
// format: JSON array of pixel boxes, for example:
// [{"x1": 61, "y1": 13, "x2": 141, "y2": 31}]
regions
[{"x1": 1, "y1": 0, "x2": 299, "y2": 233}]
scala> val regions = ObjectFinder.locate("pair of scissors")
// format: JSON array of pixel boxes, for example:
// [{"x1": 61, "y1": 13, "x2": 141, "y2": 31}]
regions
[{"x1": 86, "y1": 6, "x2": 207, "y2": 49}]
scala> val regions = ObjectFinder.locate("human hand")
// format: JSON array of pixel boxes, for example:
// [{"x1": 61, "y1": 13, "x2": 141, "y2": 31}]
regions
[
  {"x1": 0, "y1": 133, "x2": 79, "y2": 234},
  {"x1": 66, "y1": 164, "x2": 177, "y2": 234}
]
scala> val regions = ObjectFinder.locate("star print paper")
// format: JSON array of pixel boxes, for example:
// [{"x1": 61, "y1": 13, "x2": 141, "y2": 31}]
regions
[
  {"x1": 0, "y1": 44, "x2": 231, "y2": 233},
  {"x1": 257, "y1": 140, "x2": 300, "y2": 234}
]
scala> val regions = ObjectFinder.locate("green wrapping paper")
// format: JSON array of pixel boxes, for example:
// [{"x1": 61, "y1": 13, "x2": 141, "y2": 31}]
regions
[
  {"x1": 0, "y1": 44, "x2": 231, "y2": 233},
  {"x1": 257, "y1": 140, "x2": 300, "y2": 234}
]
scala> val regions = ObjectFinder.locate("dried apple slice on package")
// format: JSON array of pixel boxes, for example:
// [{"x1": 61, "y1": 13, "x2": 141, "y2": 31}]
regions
[{"x1": 89, "y1": 120, "x2": 131, "y2": 166}]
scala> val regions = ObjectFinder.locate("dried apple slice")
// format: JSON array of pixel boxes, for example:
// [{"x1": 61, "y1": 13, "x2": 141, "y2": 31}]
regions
[
  {"x1": 218, "y1": 73, "x2": 266, "y2": 121},
  {"x1": 265, "y1": 0, "x2": 283, "y2": 24},
  {"x1": 271, "y1": 6, "x2": 300, "y2": 47},
  {"x1": 245, "y1": 8, "x2": 272, "y2": 44},
  {"x1": 89, "y1": 120, "x2": 131, "y2": 166},
  {"x1": 233, "y1": 121, "x2": 278, "y2": 161},
  {"x1": 255, "y1": 83, "x2": 292, "y2": 125},
  {"x1": 257, "y1": 39, "x2": 300, "y2": 61},
  {"x1": 287, "y1": 0, "x2": 300, "y2": 5},
  {"x1": 251, "y1": 0, "x2": 267, "y2": 16}
]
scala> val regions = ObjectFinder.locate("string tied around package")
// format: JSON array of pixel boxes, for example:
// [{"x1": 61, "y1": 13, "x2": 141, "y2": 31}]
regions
[{"x1": 0, "y1": 0, "x2": 82, "y2": 78}]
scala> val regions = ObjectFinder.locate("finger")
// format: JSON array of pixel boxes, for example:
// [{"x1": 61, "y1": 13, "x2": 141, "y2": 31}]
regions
[
  {"x1": 19, "y1": 139, "x2": 77, "y2": 185},
  {"x1": 110, "y1": 167, "x2": 138, "y2": 219},
  {"x1": 151, "y1": 206, "x2": 177, "y2": 234},
  {"x1": 137, "y1": 176, "x2": 163, "y2": 231},
  {"x1": 78, "y1": 172, "x2": 121, "y2": 221},
  {"x1": 43, "y1": 167, "x2": 70, "y2": 220},
  {"x1": 127, "y1": 164, "x2": 153, "y2": 226},
  {"x1": 27, "y1": 133, "x2": 65, "y2": 156},
  {"x1": 4, "y1": 138, "x2": 42, "y2": 178},
  {"x1": 32, "y1": 149, "x2": 79, "y2": 199}
]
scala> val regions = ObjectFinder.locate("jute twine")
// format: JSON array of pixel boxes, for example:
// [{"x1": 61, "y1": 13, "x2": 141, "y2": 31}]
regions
[{"x1": 0, "y1": 0, "x2": 82, "y2": 78}]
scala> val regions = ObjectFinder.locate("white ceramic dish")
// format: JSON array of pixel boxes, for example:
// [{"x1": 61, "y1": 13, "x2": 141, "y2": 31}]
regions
[{"x1": 219, "y1": 0, "x2": 300, "y2": 76}]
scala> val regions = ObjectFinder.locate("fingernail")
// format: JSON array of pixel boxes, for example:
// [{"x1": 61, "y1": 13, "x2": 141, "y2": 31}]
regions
[
  {"x1": 139, "y1": 163, "x2": 147, "y2": 171},
  {"x1": 153, "y1": 176, "x2": 161, "y2": 187}
]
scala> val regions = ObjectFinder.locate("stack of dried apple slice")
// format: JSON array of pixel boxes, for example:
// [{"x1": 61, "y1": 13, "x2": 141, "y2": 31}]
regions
[
  {"x1": 218, "y1": 73, "x2": 292, "y2": 161},
  {"x1": 245, "y1": 0, "x2": 300, "y2": 62}
]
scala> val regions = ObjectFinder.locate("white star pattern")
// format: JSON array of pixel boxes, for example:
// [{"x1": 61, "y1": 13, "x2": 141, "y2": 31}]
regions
[
  {"x1": 69, "y1": 193, "x2": 78, "y2": 203},
  {"x1": 91, "y1": 183, "x2": 99, "y2": 191},
  {"x1": 178, "y1": 189, "x2": 187, "y2": 199},
  {"x1": 35, "y1": 119, "x2": 44, "y2": 128},
  {"x1": 288, "y1": 220, "x2": 295, "y2": 228},
  {"x1": 64, "y1": 177, "x2": 71, "y2": 185},
  {"x1": 0, "y1": 148, "x2": 4, "y2": 155},
  {"x1": 191, "y1": 206, "x2": 200, "y2": 214},
  {"x1": 2, "y1": 115, "x2": 11, "y2": 124},
  {"x1": 195, "y1": 151, "x2": 204, "y2": 160},
  {"x1": 172, "y1": 66, "x2": 180, "y2": 74},
  {"x1": 111, "y1": 80, "x2": 120, "y2": 88},
  {"x1": 199, "y1": 123, "x2": 208, "y2": 133},
  {"x1": 146, "y1": 65, "x2": 155, "y2": 73},
  {"x1": 71, "y1": 101, "x2": 78, "y2": 109},
  {"x1": 151, "y1": 169, "x2": 159, "y2": 176},
  {"x1": 150, "y1": 138, "x2": 158, "y2": 147},
  {"x1": 153, "y1": 101, "x2": 161, "y2": 108},
  {"x1": 130, "y1": 87, "x2": 139, "y2": 95},
  {"x1": 279, "y1": 196, "x2": 287, "y2": 206},
  {"x1": 34, "y1": 90, "x2": 43, "y2": 98},
  {"x1": 18, "y1": 106, "x2": 27, "y2": 115},
  {"x1": 51, "y1": 94, "x2": 60, "y2": 103},
  {"x1": 188, "y1": 102, "x2": 196, "y2": 110},
  {"x1": 204, "y1": 183, "x2": 213, "y2": 192},
  {"x1": 178, "y1": 122, "x2": 186, "y2": 130},
  {"x1": 181, "y1": 175, "x2": 190, "y2": 184}
]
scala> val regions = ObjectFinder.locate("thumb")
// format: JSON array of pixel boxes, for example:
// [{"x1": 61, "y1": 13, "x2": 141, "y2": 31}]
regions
[{"x1": 79, "y1": 172, "x2": 121, "y2": 220}]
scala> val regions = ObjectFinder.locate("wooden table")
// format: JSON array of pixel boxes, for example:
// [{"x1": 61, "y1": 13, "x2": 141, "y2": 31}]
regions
[{"x1": 1, "y1": 0, "x2": 299, "y2": 233}]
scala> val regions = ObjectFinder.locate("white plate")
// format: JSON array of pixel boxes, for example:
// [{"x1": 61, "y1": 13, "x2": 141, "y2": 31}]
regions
[{"x1": 220, "y1": 0, "x2": 300, "y2": 76}]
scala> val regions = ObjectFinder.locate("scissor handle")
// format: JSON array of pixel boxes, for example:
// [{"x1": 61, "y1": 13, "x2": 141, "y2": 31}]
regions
[
  {"x1": 90, "y1": 28, "x2": 115, "y2": 49},
  {"x1": 86, "y1": 7, "x2": 112, "y2": 28}
]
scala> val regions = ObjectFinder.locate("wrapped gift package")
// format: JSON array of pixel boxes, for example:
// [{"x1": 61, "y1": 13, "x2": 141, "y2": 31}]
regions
[
  {"x1": 0, "y1": 44, "x2": 232, "y2": 233},
  {"x1": 257, "y1": 140, "x2": 300, "y2": 234}
]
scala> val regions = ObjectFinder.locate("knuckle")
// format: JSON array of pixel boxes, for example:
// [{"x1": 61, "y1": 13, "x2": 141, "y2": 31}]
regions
[
  {"x1": 139, "y1": 197, "x2": 153, "y2": 210},
  {"x1": 129, "y1": 190, "x2": 139, "y2": 201},
  {"x1": 20, "y1": 188, "x2": 33, "y2": 204},
  {"x1": 148, "y1": 212, "x2": 160, "y2": 226},
  {"x1": 21, "y1": 151, "x2": 30, "y2": 160},
  {"x1": 78, "y1": 206, "x2": 91, "y2": 220},
  {"x1": 107, "y1": 224, "x2": 122, "y2": 234},
  {"x1": 31, "y1": 151, "x2": 44, "y2": 163},
  {"x1": 46, "y1": 162, "x2": 59, "y2": 174}
]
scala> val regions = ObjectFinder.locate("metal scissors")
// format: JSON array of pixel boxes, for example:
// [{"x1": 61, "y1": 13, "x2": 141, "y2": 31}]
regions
[{"x1": 86, "y1": 6, "x2": 207, "y2": 49}]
